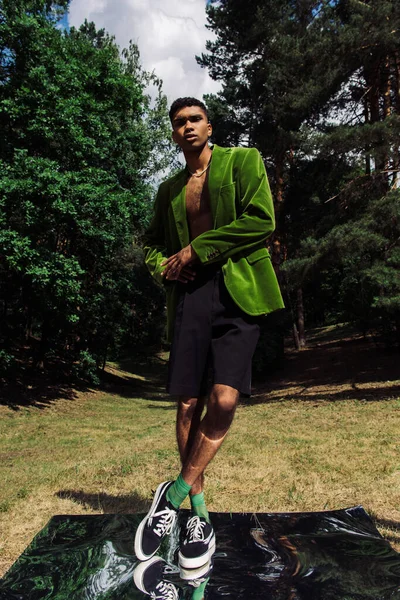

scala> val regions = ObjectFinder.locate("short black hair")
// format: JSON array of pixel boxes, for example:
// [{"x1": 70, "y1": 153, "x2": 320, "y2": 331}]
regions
[{"x1": 169, "y1": 97, "x2": 209, "y2": 123}]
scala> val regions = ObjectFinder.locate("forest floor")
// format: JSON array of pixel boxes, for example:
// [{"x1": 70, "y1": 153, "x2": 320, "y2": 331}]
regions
[{"x1": 0, "y1": 323, "x2": 399, "y2": 577}]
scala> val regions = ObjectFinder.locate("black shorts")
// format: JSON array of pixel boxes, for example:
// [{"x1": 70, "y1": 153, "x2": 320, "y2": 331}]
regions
[{"x1": 167, "y1": 266, "x2": 260, "y2": 397}]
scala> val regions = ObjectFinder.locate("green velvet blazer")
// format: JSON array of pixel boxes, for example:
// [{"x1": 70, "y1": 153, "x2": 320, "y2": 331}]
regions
[{"x1": 143, "y1": 144, "x2": 285, "y2": 341}]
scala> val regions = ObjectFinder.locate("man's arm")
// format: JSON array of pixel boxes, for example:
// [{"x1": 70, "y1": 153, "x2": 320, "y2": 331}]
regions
[
  {"x1": 142, "y1": 184, "x2": 169, "y2": 287},
  {"x1": 190, "y1": 148, "x2": 274, "y2": 264},
  {"x1": 143, "y1": 183, "x2": 196, "y2": 285}
]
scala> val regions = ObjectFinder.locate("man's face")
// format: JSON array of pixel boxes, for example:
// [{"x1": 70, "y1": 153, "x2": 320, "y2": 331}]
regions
[{"x1": 171, "y1": 105, "x2": 212, "y2": 152}]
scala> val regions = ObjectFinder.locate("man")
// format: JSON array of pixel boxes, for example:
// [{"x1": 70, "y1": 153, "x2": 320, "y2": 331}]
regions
[{"x1": 134, "y1": 97, "x2": 284, "y2": 585}]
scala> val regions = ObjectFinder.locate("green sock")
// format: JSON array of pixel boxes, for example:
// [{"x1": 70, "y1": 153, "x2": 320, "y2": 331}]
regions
[
  {"x1": 166, "y1": 473, "x2": 192, "y2": 509},
  {"x1": 191, "y1": 578, "x2": 210, "y2": 600},
  {"x1": 190, "y1": 491, "x2": 210, "y2": 523}
]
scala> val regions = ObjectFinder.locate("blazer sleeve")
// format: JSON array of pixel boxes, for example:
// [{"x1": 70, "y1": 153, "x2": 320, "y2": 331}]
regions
[
  {"x1": 142, "y1": 183, "x2": 169, "y2": 287},
  {"x1": 190, "y1": 148, "x2": 275, "y2": 264}
]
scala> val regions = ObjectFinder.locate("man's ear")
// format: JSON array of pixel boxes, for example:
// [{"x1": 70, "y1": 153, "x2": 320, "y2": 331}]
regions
[
  {"x1": 207, "y1": 121, "x2": 212, "y2": 138},
  {"x1": 172, "y1": 130, "x2": 177, "y2": 144}
]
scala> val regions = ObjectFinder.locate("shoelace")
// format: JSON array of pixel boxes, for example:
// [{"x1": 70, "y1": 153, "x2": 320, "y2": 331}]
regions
[
  {"x1": 188, "y1": 576, "x2": 207, "y2": 588},
  {"x1": 148, "y1": 505, "x2": 177, "y2": 538},
  {"x1": 186, "y1": 515, "x2": 206, "y2": 543},
  {"x1": 151, "y1": 580, "x2": 179, "y2": 600}
]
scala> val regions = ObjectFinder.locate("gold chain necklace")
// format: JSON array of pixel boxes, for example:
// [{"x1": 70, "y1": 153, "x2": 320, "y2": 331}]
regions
[{"x1": 187, "y1": 156, "x2": 212, "y2": 178}]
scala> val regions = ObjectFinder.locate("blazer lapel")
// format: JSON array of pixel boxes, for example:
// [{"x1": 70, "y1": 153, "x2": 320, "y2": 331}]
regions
[
  {"x1": 169, "y1": 145, "x2": 232, "y2": 248},
  {"x1": 208, "y1": 145, "x2": 233, "y2": 228},
  {"x1": 170, "y1": 171, "x2": 190, "y2": 248}
]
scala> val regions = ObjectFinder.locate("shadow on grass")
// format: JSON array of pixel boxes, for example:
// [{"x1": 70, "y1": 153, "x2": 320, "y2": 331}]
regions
[
  {"x1": 251, "y1": 326, "x2": 400, "y2": 405},
  {"x1": 374, "y1": 517, "x2": 400, "y2": 548},
  {"x1": 56, "y1": 489, "x2": 151, "y2": 514},
  {"x1": 375, "y1": 517, "x2": 400, "y2": 531},
  {"x1": 0, "y1": 354, "x2": 171, "y2": 410},
  {"x1": 247, "y1": 384, "x2": 400, "y2": 405},
  {"x1": 0, "y1": 372, "x2": 94, "y2": 411},
  {"x1": 99, "y1": 355, "x2": 169, "y2": 400},
  {"x1": 305, "y1": 322, "x2": 362, "y2": 345},
  {"x1": 3, "y1": 324, "x2": 399, "y2": 410}
]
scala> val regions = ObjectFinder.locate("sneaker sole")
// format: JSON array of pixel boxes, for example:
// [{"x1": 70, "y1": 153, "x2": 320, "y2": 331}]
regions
[
  {"x1": 134, "y1": 481, "x2": 173, "y2": 561},
  {"x1": 133, "y1": 556, "x2": 164, "y2": 592},
  {"x1": 178, "y1": 533, "x2": 216, "y2": 569},
  {"x1": 179, "y1": 558, "x2": 212, "y2": 581}
]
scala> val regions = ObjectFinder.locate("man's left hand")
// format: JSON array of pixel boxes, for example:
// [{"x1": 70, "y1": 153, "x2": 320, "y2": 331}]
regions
[{"x1": 161, "y1": 245, "x2": 198, "y2": 281}]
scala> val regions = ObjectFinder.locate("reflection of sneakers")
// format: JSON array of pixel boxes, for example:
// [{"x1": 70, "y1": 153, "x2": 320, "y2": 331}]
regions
[
  {"x1": 182, "y1": 558, "x2": 213, "y2": 600},
  {"x1": 133, "y1": 557, "x2": 179, "y2": 599},
  {"x1": 178, "y1": 516, "x2": 216, "y2": 569},
  {"x1": 180, "y1": 555, "x2": 214, "y2": 582},
  {"x1": 188, "y1": 576, "x2": 210, "y2": 600},
  {"x1": 135, "y1": 481, "x2": 178, "y2": 561}
]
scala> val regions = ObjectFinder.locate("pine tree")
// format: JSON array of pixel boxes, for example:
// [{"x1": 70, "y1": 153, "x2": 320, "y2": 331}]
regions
[{"x1": 199, "y1": 0, "x2": 400, "y2": 347}]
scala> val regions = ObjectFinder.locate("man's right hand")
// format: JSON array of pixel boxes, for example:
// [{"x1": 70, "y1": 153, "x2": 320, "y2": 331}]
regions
[
  {"x1": 161, "y1": 245, "x2": 198, "y2": 283},
  {"x1": 175, "y1": 266, "x2": 196, "y2": 284}
]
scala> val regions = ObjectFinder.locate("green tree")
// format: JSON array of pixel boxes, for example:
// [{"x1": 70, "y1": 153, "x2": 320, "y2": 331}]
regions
[
  {"x1": 283, "y1": 0, "x2": 400, "y2": 344},
  {"x1": 200, "y1": 0, "x2": 400, "y2": 348},
  {"x1": 0, "y1": 1, "x2": 174, "y2": 379}
]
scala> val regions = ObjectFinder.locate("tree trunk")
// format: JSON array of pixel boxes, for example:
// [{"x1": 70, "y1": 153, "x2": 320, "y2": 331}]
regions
[
  {"x1": 102, "y1": 344, "x2": 108, "y2": 371},
  {"x1": 1, "y1": 295, "x2": 8, "y2": 344},
  {"x1": 364, "y1": 95, "x2": 371, "y2": 175},
  {"x1": 275, "y1": 151, "x2": 285, "y2": 204},
  {"x1": 383, "y1": 55, "x2": 391, "y2": 120},
  {"x1": 382, "y1": 55, "x2": 391, "y2": 186},
  {"x1": 292, "y1": 322, "x2": 300, "y2": 350},
  {"x1": 296, "y1": 287, "x2": 306, "y2": 348},
  {"x1": 367, "y1": 59, "x2": 380, "y2": 124},
  {"x1": 392, "y1": 52, "x2": 400, "y2": 187},
  {"x1": 394, "y1": 52, "x2": 400, "y2": 113},
  {"x1": 271, "y1": 150, "x2": 286, "y2": 276},
  {"x1": 366, "y1": 58, "x2": 388, "y2": 190},
  {"x1": 24, "y1": 312, "x2": 32, "y2": 341},
  {"x1": 34, "y1": 317, "x2": 50, "y2": 370}
]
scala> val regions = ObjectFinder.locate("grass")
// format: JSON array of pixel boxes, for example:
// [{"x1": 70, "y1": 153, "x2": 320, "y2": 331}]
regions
[
  {"x1": 1, "y1": 393, "x2": 400, "y2": 576},
  {"x1": 1, "y1": 324, "x2": 400, "y2": 576}
]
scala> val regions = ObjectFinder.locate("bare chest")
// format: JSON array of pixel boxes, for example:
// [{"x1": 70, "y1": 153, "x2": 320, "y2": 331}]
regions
[
  {"x1": 185, "y1": 175, "x2": 209, "y2": 214},
  {"x1": 185, "y1": 173, "x2": 213, "y2": 239}
]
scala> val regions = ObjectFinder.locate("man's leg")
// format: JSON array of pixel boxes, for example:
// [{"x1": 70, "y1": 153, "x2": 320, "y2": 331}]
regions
[
  {"x1": 180, "y1": 384, "x2": 239, "y2": 486},
  {"x1": 166, "y1": 395, "x2": 207, "y2": 518},
  {"x1": 176, "y1": 383, "x2": 238, "y2": 570},
  {"x1": 176, "y1": 395, "x2": 212, "y2": 525},
  {"x1": 170, "y1": 383, "x2": 238, "y2": 501},
  {"x1": 176, "y1": 396, "x2": 206, "y2": 495},
  {"x1": 135, "y1": 384, "x2": 240, "y2": 563}
]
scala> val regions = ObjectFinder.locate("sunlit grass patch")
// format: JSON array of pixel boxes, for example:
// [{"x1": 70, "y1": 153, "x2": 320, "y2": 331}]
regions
[{"x1": 1, "y1": 367, "x2": 400, "y2": 575}]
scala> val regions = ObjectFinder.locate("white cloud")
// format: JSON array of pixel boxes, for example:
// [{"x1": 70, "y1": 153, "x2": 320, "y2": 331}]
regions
[{"x1": 68, "y1": 0, "x2": 221, "y2": 104}]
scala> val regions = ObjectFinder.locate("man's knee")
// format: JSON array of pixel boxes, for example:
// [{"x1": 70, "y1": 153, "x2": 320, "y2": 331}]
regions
[
  {"x1": 208, "y1": 384, "x2": 239, "y2": 419},
  {"x1": 178, "y1": 396, "x2": 202, "y2": 423}
]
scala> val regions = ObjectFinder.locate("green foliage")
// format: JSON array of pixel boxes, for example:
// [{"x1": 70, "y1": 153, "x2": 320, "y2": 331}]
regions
[
  {"x1": 0, "y1": 350, "x2": 16, "y2": 376},
  {"x1": 202, "y1": 0, "x2": 400, "y2": 347},
  {"x1": 200, "y1": 1, "x2": 348, "y2": 159},
  {"x1": 284, "y1": 190, "x2": 400, "y2": 341},
  {"x1": 72, "y1": 350, "x2": 99, "y2": 385},
  {"x1": 0, "y1": 1, "x2": 174, "y2": 376}
]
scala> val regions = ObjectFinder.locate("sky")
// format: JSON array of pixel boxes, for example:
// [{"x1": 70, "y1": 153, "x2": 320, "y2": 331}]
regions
[{"x1": 67, "y1": 0, "x2": 222, "y2": 104}]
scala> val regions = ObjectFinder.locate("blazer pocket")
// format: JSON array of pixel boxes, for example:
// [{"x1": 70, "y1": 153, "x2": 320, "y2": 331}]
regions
[
  {"x1": 220, "y1": 181, "x2": 236, "y2": 190},
  {"x1": 220, "y1": 181, "x2": 236, "y2": 203},
  {"x1": 216, "y1": 181, "x2": 237, "y2": 223},
  {"x1": 245, "y1": 247, "x2": 270, "y2": 264}
]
